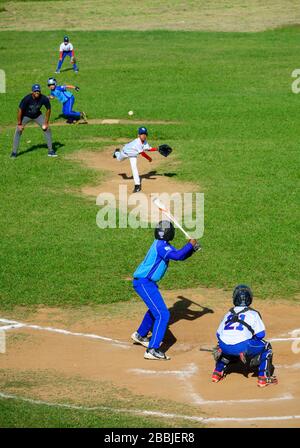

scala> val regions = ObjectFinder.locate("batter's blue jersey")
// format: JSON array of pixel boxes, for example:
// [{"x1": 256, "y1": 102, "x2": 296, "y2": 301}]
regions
[
  {"x1": 50, "y1": 85, "x2": 73, "y2": 104},
  {"x1": 133, "y1": 239, "x2": 194, "y2": 282}
]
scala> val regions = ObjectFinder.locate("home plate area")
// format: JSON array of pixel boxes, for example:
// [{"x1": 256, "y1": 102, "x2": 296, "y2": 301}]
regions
[{"x1": 0, "y1": 293, "x2": 300, "y2": 428}]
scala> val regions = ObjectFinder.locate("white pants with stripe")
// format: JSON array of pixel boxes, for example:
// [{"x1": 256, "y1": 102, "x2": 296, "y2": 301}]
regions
[{"x1": 115, "y1": 150, "x2": 140, "y2": 186}]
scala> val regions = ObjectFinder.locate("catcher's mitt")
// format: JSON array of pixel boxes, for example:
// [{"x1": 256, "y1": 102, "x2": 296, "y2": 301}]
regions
[{"x1": 158, "y1": 144, "x2": 172, "y2": 157}]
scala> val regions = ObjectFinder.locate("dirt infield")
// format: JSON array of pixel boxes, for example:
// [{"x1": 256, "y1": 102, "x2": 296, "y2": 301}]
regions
[
  {"x1": 0, "y1": 290, "x2": 299, "y2": 427},
  {"x1": 1, "y1": 1, "x2": 300, "y2": 32}
]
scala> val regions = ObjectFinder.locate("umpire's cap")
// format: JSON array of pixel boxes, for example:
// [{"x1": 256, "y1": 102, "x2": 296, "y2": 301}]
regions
[
  {"x1": 138, "y1": 126, "x2": 148, "y2": 135},
  {"x1": 32, "y1": 84, "x2": 41, "y2": 92}
]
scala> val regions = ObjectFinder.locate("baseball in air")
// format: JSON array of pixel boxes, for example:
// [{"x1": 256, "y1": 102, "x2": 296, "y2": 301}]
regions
[{"x1": 128, "y1": 110, "x2": 134, "y2": 116}]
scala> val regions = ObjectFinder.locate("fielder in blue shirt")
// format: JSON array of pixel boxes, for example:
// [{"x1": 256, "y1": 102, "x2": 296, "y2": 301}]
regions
[
  {"x1": 131, "y1": 220, "x2": 200, "y2": 360},
  {"x1": 47, "y1": 78, "x2": 87, "y2": 124}
]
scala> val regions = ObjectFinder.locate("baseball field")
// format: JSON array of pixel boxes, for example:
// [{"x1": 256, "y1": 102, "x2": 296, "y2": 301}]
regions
[{"x1": 0, "y1": 0, "x2": 299, "y2": 428}]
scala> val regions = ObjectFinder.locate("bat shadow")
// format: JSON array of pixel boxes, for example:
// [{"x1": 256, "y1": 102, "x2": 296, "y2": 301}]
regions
[
  {"x1": 17, "y1": 141, "x2": 65, "y2": 157},
  {"x1": 160, "y1": 296, "x2": 214, "y2": 353}
]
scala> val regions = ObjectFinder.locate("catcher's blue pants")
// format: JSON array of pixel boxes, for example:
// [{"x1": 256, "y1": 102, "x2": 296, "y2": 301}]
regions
[
  {"x1": 56, "y1": 51, "x2": 78, "y2": 72},
  {"x1": 216, "y1": 338, "x2": 271, "y2": 377},
  {"x1": 62, "y1": 96, "x2": 81, "y2": 120},
  {"x1": 133, "y1": 278, "x2": 170, "y2": 349}
]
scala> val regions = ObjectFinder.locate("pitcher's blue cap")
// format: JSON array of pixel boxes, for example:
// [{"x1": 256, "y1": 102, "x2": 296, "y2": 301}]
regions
[
  {"x1": 138, "y1": 127, "x2": 148, "y2": 135},
  {"x1": 64, "y1": 35, "x2": 69, "y2": 42},
  {"x1": 32, "y1": 84, "x2": 41, "y2": 92}
]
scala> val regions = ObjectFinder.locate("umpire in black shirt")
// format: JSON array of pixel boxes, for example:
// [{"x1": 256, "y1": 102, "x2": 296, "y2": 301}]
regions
[{"x1": 11, "y1": 84, "x2": 57, "y2": 158}]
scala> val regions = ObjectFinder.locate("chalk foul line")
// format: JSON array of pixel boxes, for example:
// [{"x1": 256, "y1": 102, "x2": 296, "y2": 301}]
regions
[
  {"x1": 0, "y1": 318, "x2": 130, "y2": 349},
  {"x1": 0, "y1": 392, "x2": 299, "y2": 424}
]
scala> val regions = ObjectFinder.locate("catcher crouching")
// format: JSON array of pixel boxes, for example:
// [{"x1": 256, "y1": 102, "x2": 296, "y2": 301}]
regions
[
  {"x1": 113, "y1": 126, "x2": 172, "y2": 193},
  {"x1": 212, "y1": 284, "x2": 278, "y2": 388}
]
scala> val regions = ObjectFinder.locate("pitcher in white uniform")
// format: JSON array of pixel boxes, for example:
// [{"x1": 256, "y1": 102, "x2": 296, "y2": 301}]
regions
[{"x1": 113, "y1": 127, "x2": 158, "y2": 193}]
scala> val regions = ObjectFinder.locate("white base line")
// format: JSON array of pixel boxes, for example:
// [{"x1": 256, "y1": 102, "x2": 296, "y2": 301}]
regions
[
  {"x1": 0, "y1": 318, "x2": 130, "y2": 348},
  {"x1": 129, "y1": 366, "x2": 293, "y2": 405},
  {"x1": 0, "y1": 392, "x2": 299, "y2": 424},
  {"x1": 270, "y1": 338, "x2": 300, "y2": 342}
]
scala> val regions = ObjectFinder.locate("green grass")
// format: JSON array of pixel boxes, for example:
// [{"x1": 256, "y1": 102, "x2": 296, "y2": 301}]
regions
[
  {"x1": 0, "y1": 397, "x2": 171, "y2": 428},
  {"x1": 0, "y1": 28, "x2": 299, "y2": 310}
]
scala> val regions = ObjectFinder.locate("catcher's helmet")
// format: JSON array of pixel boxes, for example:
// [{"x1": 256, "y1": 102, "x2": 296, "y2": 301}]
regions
[
  {"x1": 47, "y1": 77, "x2": 57, "y2": 87},
  {"x1": 138, "y1": 126, "x2": 148, "y2": 135},
  {"x1": 155, "y1": 220, "x2": 175, "y2": 242},
  {"x1": 233, "y1": 284, "x2": 253, "y2": 307},
  {"x1": 64, "y1": 35, "x2": 69, "y2": 42}
]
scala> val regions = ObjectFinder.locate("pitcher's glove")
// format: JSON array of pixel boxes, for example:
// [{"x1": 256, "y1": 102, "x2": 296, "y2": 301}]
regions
[
  {"x1": 158, "y1": 144, "x2": 172, "y2": 157},
  {"x1": 71, "y1": 56, "x2": 76, "y2": 64}
]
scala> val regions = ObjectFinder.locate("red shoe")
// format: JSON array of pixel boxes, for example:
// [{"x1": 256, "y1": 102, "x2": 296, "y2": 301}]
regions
[
  {"x1": 212, "y1": 370, "x2": 224, "y2": 383},
  {"x1": 257, "y1": 375, "x2": 278, "y2": 388}
]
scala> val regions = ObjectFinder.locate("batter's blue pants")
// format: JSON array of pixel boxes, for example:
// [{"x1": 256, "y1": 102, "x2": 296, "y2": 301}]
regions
[
  {"x1": 215, "y1": 338, "x2": 271, "y2": 377},
  {"x1": 133, "y1": 278, "x2": 170, "y2": 349},
  {"x1": 62, "y1": 96, "x2": 81, "y2": 120},
  {"x1": 56, "y1": 51, "x2": 78, "y2": 72}
]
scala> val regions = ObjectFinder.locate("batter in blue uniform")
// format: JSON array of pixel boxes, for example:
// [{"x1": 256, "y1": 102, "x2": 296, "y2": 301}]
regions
[
  {"x1": 47, "y1": 78, "x2": 87, "y2": 124},
  {"x1": 131, "y1": 220, "x2": 200, "y2": 360}
]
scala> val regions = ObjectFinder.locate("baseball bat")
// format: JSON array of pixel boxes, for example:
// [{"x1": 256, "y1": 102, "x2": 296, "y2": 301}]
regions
[{"x1": 153, "y1": 197, "x2": 192, "y2": 239}]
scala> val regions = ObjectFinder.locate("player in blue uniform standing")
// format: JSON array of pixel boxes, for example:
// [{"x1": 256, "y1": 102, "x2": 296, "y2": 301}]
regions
[
  {"x1": 47, "y1": 78, "x2": 87, "y2": 124},
  {"x1": 131, "y1": 220, "x2": 200, "y2": 360},
  {"x1": 55, "y1": 36, "x2": 79, "y2": 74},
  {"x1": 212, "y1": 284, "x2": 278, "y2": 388}
]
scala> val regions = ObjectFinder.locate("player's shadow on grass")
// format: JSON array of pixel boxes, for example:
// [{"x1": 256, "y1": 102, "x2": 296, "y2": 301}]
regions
[
  {"x1": 18, "y1": 141, "x2": 65, "y2": 157},
  {"x1": 160, "y1": 296, "x2": 214, "y2": 353},
  {"x1": 60, "y1": 67, "x2": 76, "y2": 73},
  {"x1": 119, "y1": 170, "x2": 177, "y2": 181}
]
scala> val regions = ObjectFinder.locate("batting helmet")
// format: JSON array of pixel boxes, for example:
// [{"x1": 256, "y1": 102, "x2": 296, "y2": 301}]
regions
[
  {"x1": 47, "y1": 77, "x2": 57, "y2": 87},
  {"x1": 155, "y1": 220, "x2": 175, "y2": 242},
  {"x1": 138, "y1": 127, "x2": 148, "y2": 135},
  {"x1": 64, "y1": 35, "x2": 69, "y2": 42},
  {"x1": 233, "y1": 284, "x2": 253, "y2": 307}
]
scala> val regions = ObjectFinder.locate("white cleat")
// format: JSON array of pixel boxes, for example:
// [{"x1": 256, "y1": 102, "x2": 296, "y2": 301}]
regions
[
  {"x1": 131, "y1": 332, "x2": 150, "y2": 348},
  {"x1": 144, "y1": 348, "x2": 170, "y2": 360}
]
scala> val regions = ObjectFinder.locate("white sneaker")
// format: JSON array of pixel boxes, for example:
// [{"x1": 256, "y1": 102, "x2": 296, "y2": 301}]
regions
[
  {"x1": 144, "y1": 348, "x2": 170, "y2": 360},
  {"x1": 131, "y1": 332, "x2": 150, "y2": 348}
]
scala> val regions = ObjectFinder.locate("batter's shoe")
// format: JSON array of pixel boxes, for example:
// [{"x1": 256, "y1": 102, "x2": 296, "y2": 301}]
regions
[
  {"x1": 10, "y1": 152, "x2": 17, "y2": 158},
  {"x1": 131, "y1": 332, "x2": 150, "y2": 348},
  {"x1": 257, "y1": 375, "x2": 278, "y2": 388},
  {"x1": 144, "y1": 348, "x2": 170, "y2": 360},
  {"x1": 48, "y1": 150, "x2": 58, "y2": 157},
  {"x1": 212, "y1": 370, "x2": 225, "y2": 383},
  {"x1": 80, "y1": 111, "x2": 88, "y2": 123},
  {"x1": 133, "y1": 185, "x2": 142, "y2": 193}
]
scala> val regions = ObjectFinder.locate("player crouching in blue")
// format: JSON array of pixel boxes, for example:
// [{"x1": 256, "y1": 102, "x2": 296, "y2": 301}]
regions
[
  {"x1": 212, "y1": 284, "x2": 278, "y2": 388},
  {"x1": 132, "y1": 220, "x2": 200, "y2": 360},
  {"x1": 47, "y1": 78, "x2": 87, "y2": 124}
]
